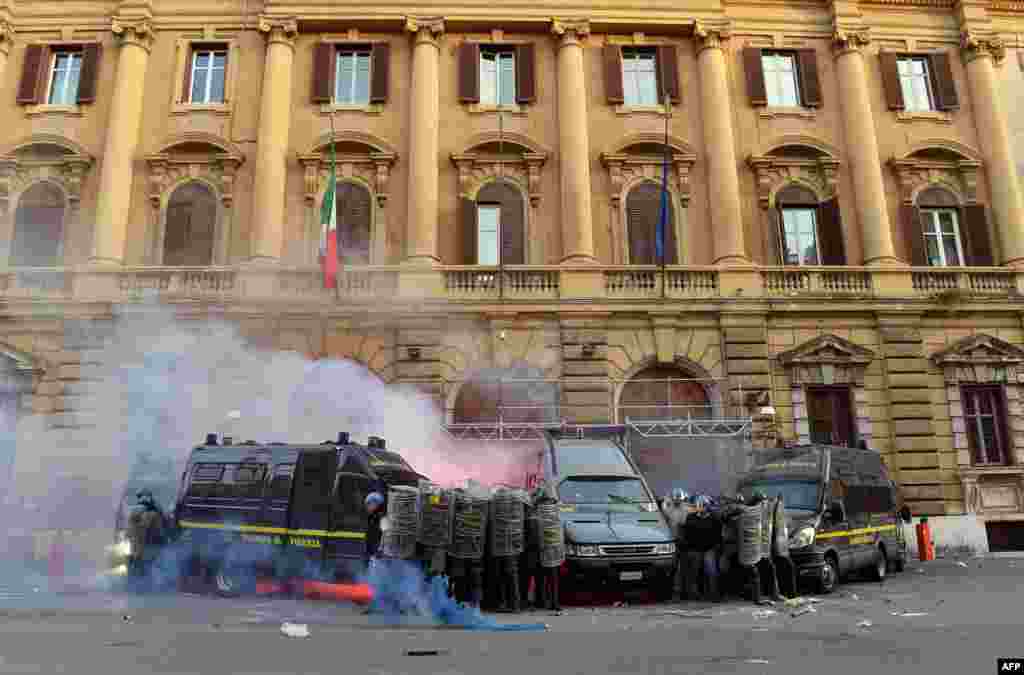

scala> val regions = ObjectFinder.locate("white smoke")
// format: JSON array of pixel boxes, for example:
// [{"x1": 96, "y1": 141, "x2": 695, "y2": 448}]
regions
[{"x1": 1, "y1": 300, "x2": 540, "y2": 576}]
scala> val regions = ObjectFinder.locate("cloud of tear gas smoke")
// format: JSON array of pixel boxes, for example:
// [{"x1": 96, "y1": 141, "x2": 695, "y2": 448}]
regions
[{"x1": 0, "y1": 301, "x2": 539, "y2": 583}]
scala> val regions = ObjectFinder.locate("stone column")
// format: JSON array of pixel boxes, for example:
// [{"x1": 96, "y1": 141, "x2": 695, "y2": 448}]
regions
[
  {"x1": 249, "y1": 17, "x2": 297, "y2": 263},
  {"x1": 404, "y1": 17, "x2": 444, "y2": 265},
  {"x1": 694, "y1": 24, "x2": 747, "y2": 265},
  {"x1": 90, "y1": 19, "x2": 154, "y2": 265},
  {"x1": 832, "y1": 30, "x2": 900, "y2": 266},
  {"x1": 961, "y1": 33, "x2": 1024, "y2": 266},
  {"x1": 552, "y1": 19, "x2": 596, "y2": 264}
]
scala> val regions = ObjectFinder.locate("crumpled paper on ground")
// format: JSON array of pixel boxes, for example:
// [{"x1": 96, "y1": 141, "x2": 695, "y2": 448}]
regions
[{"x1": 281, "y1": 622, "x2": 310, "y2": 638}]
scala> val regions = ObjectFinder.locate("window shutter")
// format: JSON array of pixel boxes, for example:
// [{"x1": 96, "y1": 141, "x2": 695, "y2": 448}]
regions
[
  {"x1": 338, "y1": 183, "x2": 373, "y2": 264},
  {"x1": 928, "y1": 52, "x2": 959, "y2": 111},
  {"x1": 899, "y1": 205, "x2": 926, "y2": 265},
  {"x1": 963, "y1": 204, "x2": 994, "y2": 266},
  {"x1": 76, "y1": 43, "x2": 102, "y2": 104},
  {"x1": 767, "y1": 207, "x2": 784, "y2": 265},
  {"x1": 656, "y1": 45, "x2": 680, "y2": 104},
  {"x1": 312, "y1": 42, "x2": 334, "y2": 103},
  {"x1": 626, "y1": 183, "x2": 659, "y2": 265},
  {"x1": 817, "y1": 198, "x2": 846, "y2": 265},
  {"x1": 458, "y1": 42, "x2": 480, "y2": 103},
  {"x1": 460, "y1": 197, "x2": 478, "y2": 264},
  {"x1": 743, "y1": 47, "x2": 767, "y2": 106},
  {"x1": 603, "y1": 45, "x2": 624, "y2": 104},
  {"x1": 797, "y1": 49, "x2": 822, "y2": 107},
  {"x1": 833, "y1": 389, "x2": 855, "y2": 447},
  {"x1": 515, "y1": 43, "x2": 536, "y2": 104},
  {"x1": 499, "y1": 185, "x2": 525, "y2": 265},
  {"x1": 181, "y1": 48, "x2": 195, "y2": 103},
  {"x1": 17, "y1": 44, "x2": 45, "y2": 105},
  {"x1": 663, "y1": 194, "x2": 678, "y2": 265},
  {"x1": 879, "y1": 52, "x2": 904, "y2": 110},
  {"x1": 370, "y1": 43, "x2": 390, "y2": 104}
]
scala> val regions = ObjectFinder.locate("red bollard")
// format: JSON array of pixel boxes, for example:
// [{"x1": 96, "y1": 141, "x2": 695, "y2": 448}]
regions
[{"x1": 916, "y1": 517, "x2": 935, "y2": 562}]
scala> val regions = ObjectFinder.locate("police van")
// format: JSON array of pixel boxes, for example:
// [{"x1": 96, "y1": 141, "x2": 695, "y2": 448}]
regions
[
  {"x1": 172, "y1": 432, "x2": 427, "y2": 595},
  {"x1": 737, "y1": 444, "x2": 912, "y2": 594}
]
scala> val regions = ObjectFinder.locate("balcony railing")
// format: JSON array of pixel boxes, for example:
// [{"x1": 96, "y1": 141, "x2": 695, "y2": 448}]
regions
[
  {"x1": 0, "y1": 264, "x2": 1019, "y2": 305},
  {"x1": 762, "y1": 267, "x2": 874, "y2": 296}
]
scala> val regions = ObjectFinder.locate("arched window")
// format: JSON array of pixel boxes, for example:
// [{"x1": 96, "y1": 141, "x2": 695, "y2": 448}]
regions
[
  {"x1": 460, "y1": 180, "x2": 525, "y2": 265},
  {"x1": 618, "y1": 365, "x2": 710, "y2": 421},
  {"x1": 900, "y1": 186, "x2": 994, "y2": 267},
  {"x1": 11, "y1": 182, "x2": 65, "y2": 267},
  {"x1": 164, "y1": 182, "x2": 217, "y2": 266},
  {"x1": 772, "y1": 184, "x2": 845, "y2": 266},
  {"x1": 625, "y1": 181, "x2": 676, "y2": 265},
  {"x1": 453, "y1": 367, "x2": 558, "y2": 424},
  {"x1": 332, "y1": 182, "x2": 372, "y2": 266}
]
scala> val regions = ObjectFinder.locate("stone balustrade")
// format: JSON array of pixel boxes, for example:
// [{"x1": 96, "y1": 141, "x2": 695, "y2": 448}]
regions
[{"x1": 1, "y1": 264, "x2": 1021, "y2": 305}]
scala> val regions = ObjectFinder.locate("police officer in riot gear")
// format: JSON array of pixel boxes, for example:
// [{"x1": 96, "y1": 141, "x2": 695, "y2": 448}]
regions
[
  {"x1": 364, "y1": 492, "x2": 385, "y2": 563},
  {"x1": 683, "y1": 495, "x2": 723, "y2": 602},
  {"x1": 126, "y1": 489, "x2": 166, "y2": 590},
  {"x1": 661, "y1": 489, "x2": 690, "y2": 602}
]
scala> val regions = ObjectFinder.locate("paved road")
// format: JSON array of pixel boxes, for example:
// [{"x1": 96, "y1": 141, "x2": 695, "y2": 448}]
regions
[{"x1": 0, "y1": 556, "x2": 1020, "y2": 675}]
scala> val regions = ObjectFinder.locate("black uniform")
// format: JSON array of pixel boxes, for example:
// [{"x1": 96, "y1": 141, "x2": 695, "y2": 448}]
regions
[{"x1": 683, "y1": 510, "x2": 723, "y2": 601}]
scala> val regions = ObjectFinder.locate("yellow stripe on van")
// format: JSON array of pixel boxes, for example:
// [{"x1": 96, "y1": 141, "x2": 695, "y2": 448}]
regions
[
  {"x1": 815, "y1": 524, "x2": 897, "y2": 540},
  {"x1": 179, "y1": 520, "x2": 366, "y2": 540}
]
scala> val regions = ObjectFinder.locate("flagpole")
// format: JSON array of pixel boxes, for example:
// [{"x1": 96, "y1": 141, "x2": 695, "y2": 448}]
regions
[
  {"x1": 660, "y1": 84, "x2": 671, "y2": 301},
  {"x1": 498, "y1": 107, "x2": 505, "y2": 301},
  {"x1": 329, "y1": 108, "x2": 339, "y2": 300}
]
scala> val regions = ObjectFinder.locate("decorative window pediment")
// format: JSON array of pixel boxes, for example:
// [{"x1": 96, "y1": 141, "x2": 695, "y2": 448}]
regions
[
  {"x1": 931, "y1": 333, "x2": 1024, "y2": 384},
  {"x1": 0, "y1": 137, "x2": 94, "y2": 218},
  {"x1": 747, "y1": 154, "x2": 840, "y2": 208},
  {"x1": 889, "y1": 144, "x2": 982, "y2": 205},
  {"x1": 777, "y1": 334, "x2": 875, "y2": 385},
  {"x1": 299, "y1": 149, "x2": 397, "y2": 208},
  {"x1": 601, "y1": 149, "x2": 696, "y2": 208},
  {"x1": 452, "y1": 149, "x2": 547, "y2": 207}
]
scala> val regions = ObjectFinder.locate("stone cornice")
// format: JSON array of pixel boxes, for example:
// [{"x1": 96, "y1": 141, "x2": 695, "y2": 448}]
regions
[
  {"x1": 960, "y1": 30, "x2": 1006, "y2": 63},
  {"x1": 111, "y1": 16, "x2": 156, "y2": 52}
]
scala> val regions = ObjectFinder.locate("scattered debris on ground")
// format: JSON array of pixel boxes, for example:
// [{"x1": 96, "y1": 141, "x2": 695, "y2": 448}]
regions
[
  {"x1": 121, "y1": 615, "x2": 132, "y2": 623},
  {"x1": 280, "y1": 622, "x2": 310, "y2": 638},
  {"x1": 405, "y1": 648, "x2": 450, "y2": 656},
  {"x1": 891, "y1": 612, "x2": 929, "y2": 617},
  {"x1": 790, "y1": 606, "x2": 816, "y2": 618},
  {"x1": 752, "y1": 609, "x2": 777, "y2": 619},
  {"x1": 956, "y1": 562, "x2": 969, "y2": 568},
  {"x1": 745, "y1": 659, "x2": 772, "y2": 664},
  {"x1": 857, "y1": 620, "x2": 873, "y2": 628},
  {"x1": 659, "y1": 610, "x2": 715, "y2": 619}
]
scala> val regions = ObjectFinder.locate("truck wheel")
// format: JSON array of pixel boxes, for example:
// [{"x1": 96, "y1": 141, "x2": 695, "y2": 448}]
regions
[
  {"x1": 816, "y1": 554, "x2": 839, "y2": 595},
  {"x1": 867, "y1": 548, "x2": 887, "y2": 582}
]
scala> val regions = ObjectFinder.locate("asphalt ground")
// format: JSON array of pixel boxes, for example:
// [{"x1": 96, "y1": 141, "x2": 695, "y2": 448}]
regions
[{"x1": 0, "y1": 555, "x2": 1020, "y2": 675}]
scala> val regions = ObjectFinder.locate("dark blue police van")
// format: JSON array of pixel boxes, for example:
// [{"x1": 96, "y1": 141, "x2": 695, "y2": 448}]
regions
[{"x1": 172, "y1": 432, "x2": 426, "y2": 595}]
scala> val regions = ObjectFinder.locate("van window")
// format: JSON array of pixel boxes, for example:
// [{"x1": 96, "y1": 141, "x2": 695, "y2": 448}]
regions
[
  {"x1": 740, "y1": 479, "x2": 820, "y2": 511},
  {"x1": 269, "y1": 464, "x2": 294, "y2": 500},
  {"x1": 186, "y1": 463, "x2": 224, "y2": 498},
  {"x1": 335, "y1": 473, "x2": 371, "y2": 531},
  {"x1": 222, "y1": 463, "x2": 267, "y2": 499},
  {"x1": 847, "y1": 484, "x2": 894, "y2": 514},
  {"x1": 554, "y1": 442, "x2": 630, "y2": 476},
  {"x1": 560, "y1": 477, "x2": 649, "y2": 505}
]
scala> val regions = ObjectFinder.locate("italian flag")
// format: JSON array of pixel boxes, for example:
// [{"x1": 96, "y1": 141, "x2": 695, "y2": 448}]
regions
[{"x1": 319, "y1": 156, "x2": 338, "y2": 290}]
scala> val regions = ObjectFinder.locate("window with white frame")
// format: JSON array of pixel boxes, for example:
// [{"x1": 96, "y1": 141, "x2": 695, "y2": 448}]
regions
[
  {"x1": 335, "y1": 49, "x2": 371, "y2": 105},
  {"x1": 761, "y1": 52, "x2": 800, "y2": 107},
  {"x1": 477, "y1": 205, "x2": 500, "y2": 265},
  {"x1": 780, "y1": 207, "x2": 820, "y2": 265},
  {"x1": 47, "y1": 50, "x2": 83, "y2": 105},
  {"x1": 189, "y1": 49, "x2": 227, "y2": 104},
  {"x1": 920, "y1": 208, "x2": 963, "y2": 266},
  {"x1": 480, "y1": 49, "x2": 516, "y2": 106},
  {"x1": 897, "y1": 57, "x2": 934, "y2": 112},
  {"x1": 622, "y1": 48, "x2": 659, "y2": 107}
]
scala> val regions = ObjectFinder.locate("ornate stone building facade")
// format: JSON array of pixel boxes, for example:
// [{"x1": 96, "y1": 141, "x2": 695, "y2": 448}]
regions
[{"x1": 0, "y1": 0, "x2": 1023, "y2": 551}]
